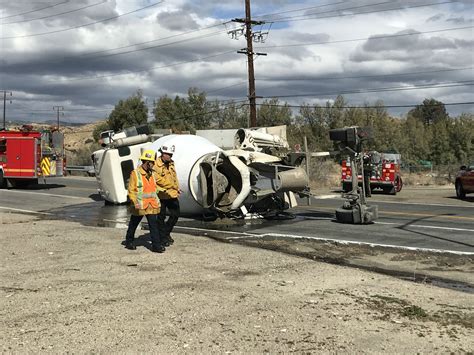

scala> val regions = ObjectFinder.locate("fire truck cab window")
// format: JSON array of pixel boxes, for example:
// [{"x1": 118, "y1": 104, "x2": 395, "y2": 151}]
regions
[
  {"x1": 118, "y1": 146, "x2": 130, "y2": 157},
  {"x1": 0, "y1": 139, "x2": 6, "y2": 153}
]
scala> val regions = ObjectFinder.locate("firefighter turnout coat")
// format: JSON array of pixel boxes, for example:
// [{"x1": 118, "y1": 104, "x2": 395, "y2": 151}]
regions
[
  {"x1": 153, "y1": 158, "x2": 179, "y2": 200},
  {"x1": 128, "y1": 165, "x2": 161, "y2": 216}
]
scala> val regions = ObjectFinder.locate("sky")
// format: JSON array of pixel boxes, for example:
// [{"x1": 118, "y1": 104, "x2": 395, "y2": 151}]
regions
[{"x1": 0, "y1": 0, "x2": 473, "y2": 124}]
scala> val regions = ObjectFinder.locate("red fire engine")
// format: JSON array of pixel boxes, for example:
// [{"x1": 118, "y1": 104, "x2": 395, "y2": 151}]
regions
[
  {"x1": 341, "y1": 151, "x2": 403, "y2": 195},
  {"x1": 0, "y1": 125, "x2": 65, "y2": 188}
]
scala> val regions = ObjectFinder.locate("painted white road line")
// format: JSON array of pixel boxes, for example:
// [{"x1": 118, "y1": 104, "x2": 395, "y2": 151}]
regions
[
  {"x1": 0, "y1": 189, "x2": 90, "y2": 201},
  {"x1": 0, "y1": 206, "x2": 52, "y2": 215},
  {"x1": 406, "y1": 224, "x2": 474, "y2": 233},
  {"x1": 376, "y1": 221, "x2": 474, "y2": 232},
  {"x1": 313, "y1": 194, "x2": 341, "y2": 200},
  {"x1": 228, "y1": 232, "x2": 474, "y2": 255},
  {"x1": 169, "y1": 225, "x2": 474, "y2": 255}
]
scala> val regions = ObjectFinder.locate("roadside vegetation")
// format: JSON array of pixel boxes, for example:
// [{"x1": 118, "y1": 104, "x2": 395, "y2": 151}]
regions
[{"x1": 88, "y1": 88, "x2": 473, "y2": 186}]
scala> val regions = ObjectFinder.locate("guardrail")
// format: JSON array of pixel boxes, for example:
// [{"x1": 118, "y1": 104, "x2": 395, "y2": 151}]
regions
[{"x1": 65, "y1": 165, "x2": 95, "y2": 176}]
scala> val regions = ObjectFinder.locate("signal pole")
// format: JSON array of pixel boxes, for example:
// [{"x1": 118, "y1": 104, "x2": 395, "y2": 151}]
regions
[
  {"x1": 232, "y1": 0, "x2": 266, "y2": 127},
  {"x1": 53, "y1": 106, "x2": 64, "y2": 130},
  {"x1": 1, "y1": 90, "x2": 12, "y2": 130}
]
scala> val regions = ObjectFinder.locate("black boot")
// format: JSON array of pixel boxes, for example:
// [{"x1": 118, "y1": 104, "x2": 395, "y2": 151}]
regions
[
  {"x1": 124, "y1": 241, "x2": 136, "y2": 250},
  {"x1": 151, "y1": 244, "x2": 165, "y2": 253}
]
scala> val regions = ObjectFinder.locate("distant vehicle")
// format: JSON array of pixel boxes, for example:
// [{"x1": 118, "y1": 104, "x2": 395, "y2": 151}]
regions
[
  {"x1": 0, "y1": 125, "x2": 65, "y2": 188},
  {"x1": 341, "y1": 151, "x2": 403, "y2": 195},
  {"x1": 455, "y1": 162, "x2": 474, "y2": 199}
]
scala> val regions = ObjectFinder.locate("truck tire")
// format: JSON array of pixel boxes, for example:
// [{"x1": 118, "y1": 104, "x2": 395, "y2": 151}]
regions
[
  {"x1": 394, "y1": 176, "x2": 403, "y2": 193},
  {"x1": 383, "y1": 186, "x2": 396, "y2": 195},
  {"x1": 455, "y1": 180, "x2": 466, "y2": 199},
  {"x1": 342, "y1": 182, "x2": 352, "y2": 193}
]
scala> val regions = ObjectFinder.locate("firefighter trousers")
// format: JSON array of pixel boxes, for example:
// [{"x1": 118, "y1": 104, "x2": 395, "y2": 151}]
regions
[
  {"x1": 158, "y1": 198, "x2": 180, "y2": 240},
  {"x1": 126, "y1": 214, "x2": 161, "y2": 247}
]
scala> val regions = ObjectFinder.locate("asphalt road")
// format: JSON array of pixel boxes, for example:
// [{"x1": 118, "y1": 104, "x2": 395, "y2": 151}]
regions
[{"x1": 0, "y1": 176, "x2": 473, "y2": 254}]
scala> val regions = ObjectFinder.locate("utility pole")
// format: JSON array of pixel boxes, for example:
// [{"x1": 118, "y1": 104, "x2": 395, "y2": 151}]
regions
[
  {"x1": 1, "y1": 90, "x2": 12, "y2": 130},
  {"x1": 53, "y1": 106, "x2": 64, "y2": 130},
  {"x1": 232, "y1": 0, "x2": 267, "y2": 127}
]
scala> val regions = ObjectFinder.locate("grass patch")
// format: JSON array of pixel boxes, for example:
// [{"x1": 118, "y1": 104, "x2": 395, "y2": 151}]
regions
[{"x1": 401, "y1": 305, "x2": 428, "y2": 319}]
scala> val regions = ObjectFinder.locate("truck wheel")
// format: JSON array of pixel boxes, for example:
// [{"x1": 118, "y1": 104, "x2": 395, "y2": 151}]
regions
[
  {"x1": 395, "y1": 176, "x2": 403, "y2": 193},
  {"x1": 342, "y1": 182, "x2": 352, "y2": 193},
  {"x1": 455, "y1": 181, "x2": 466, "y2": 199},
  {"x1": 0, "y1": 170, "x2": 6, "y2": 189}
]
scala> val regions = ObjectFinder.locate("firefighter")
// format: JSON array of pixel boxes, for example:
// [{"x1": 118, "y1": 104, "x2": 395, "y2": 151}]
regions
[
  {"x1": 154, "y1": 144, "x2": 180, "y2": 247},
  {"x1": 362, "y1": 151, "x2": 372, "y2": 198},
  {"x1": 123, "y1": 149, "x2": 165, "y2": 253}
]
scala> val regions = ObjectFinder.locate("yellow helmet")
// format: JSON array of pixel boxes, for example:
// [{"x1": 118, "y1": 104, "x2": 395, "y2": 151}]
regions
[{"x1": 140, "y1": 149, "x2": 156, "y2": 162}]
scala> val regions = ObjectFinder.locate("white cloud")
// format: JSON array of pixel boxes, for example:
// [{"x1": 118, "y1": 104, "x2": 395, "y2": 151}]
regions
[{"x1": 0, "y1": 0, "x2": 472, "y2": 123}]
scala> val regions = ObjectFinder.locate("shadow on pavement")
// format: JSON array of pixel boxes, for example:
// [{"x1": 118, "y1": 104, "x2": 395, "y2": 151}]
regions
[
  {"x1": 24, "y1": 183, "x2": 66, "y2": 190},
  {"x1": 446, "y1": 196, "x2": 474, "y2": 203}
]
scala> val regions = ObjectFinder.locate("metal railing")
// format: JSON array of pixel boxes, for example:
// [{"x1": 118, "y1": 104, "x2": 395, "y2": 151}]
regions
[{"x1": 65, "y1": 165, "x2": 95, "y2": 176}]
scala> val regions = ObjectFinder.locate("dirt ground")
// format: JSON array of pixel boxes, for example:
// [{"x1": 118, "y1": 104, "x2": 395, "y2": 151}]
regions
[{"x1": 1, "y1": 212, "x2": 473, "y2": 353}]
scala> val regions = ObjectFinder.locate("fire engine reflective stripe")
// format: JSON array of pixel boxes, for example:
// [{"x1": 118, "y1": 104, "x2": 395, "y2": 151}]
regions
[
  {"x1": 41, "y1": 157, "x2": 51, "y2": 176},
  {"x1": 50, "y1": 160, "x2": 57, "y2": 175},
  {"x1": 4, "y1": 168, "x2": 36, "y2": 173}
]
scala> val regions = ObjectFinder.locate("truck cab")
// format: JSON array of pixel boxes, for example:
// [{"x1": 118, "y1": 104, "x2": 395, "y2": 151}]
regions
[{"x1": 0, "y1": 125, "x2": 64, "y2": 188}]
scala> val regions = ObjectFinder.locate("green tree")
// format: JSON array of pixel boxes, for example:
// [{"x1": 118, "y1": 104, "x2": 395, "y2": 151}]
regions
[
  {"x1": 92, "y1": 120, "x2": 110, "y2": 142},
  {"x1": 296, "y1": 104, "x2": 331, "y2": 151},
  {"x1": 409, "y1": 98, "x2": 449, "y2": 125},
  {"x1": 152, "y1": 88, "x2": 215, "y2": 132},
  {"x1": 215, "y1": 101, "x2": 249, "y2": 129},
  {"x1": 400, "y1": 114, "x2": 432, "y2": 164},
  {"x1": 107, "y1": 90, "x2": 148, "y2": 132},
  {"x1": 449, "y1": 113, "x2": 474, "y2": 163},
  {"x1": 256, "y1": 98, "x2": 292, "y2": 127},
  {"x1": 187, "y1": 88, "x2": 212, "y2": 130},
  {"x1": 326, "y1": 95, "x2": 347, "y2": 129},
  {"x1": 429, "y1": 118, "x2": 455, "y2": 165}
]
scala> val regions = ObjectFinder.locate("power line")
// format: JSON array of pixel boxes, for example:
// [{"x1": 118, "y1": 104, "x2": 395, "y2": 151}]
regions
[
  {"x1": 256, "y1": 25, "x2": 473, "y2": 49},
  {"x1": 84, "y1": 29, "x2": 230, "y2": 60},
  {"x1": 0, "y1": 0, "x2": 69, "y2": 20},
  {"x1": 63, "y1": 49, "x2": 237, "y2": 81},
  {"x1": 257, "y1": 67, "x2": 474, "y2": 82},
  {"x1": 264, "y1": 0, "x2": 393, "y2": 22},
  {"x1": 267, "y1": 0, "x2": 458, "y2": 23},
  {"x1": 250, "y1": 101, "x2": 474, "y2": 109},
  {"x1": 259, "y1": 81, "x2": 474, "y2": 99},
  {"x1": 2, "y1": 0, "x2": 107, "y2": 25},
  {"x1": 210, "y1": 67, "x2": 474, "y2": 95},
  {"x1": 65, "y1": 1, "x2": 453, "y2": 62},
  {"x1": 66, "y1": 26, "x2": 471, "y2": 82},
  {"x1": 0, "y1": 0, "x2": 164, "y2": 39},
  {"x1": 79, "y1": 22, "x2": 230, "y2": 58},
  {"x1": 253, "y1": 0, "x2": 347, "y2": 19}
]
